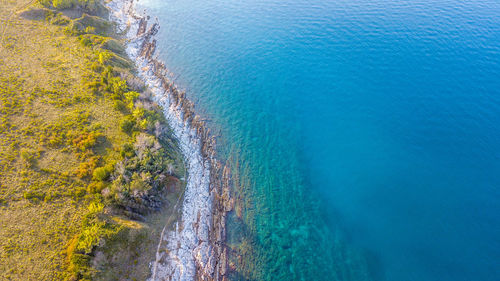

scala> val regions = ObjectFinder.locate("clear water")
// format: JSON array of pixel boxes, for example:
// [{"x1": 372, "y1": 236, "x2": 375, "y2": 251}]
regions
[{"x1": 136, "y1": 0, "x2": 500, "y2": 280}]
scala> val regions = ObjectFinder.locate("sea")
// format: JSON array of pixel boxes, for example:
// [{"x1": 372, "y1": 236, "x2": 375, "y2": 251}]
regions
[{"x1": 134, "y1": 0, "x2": 500, "y2": 280}]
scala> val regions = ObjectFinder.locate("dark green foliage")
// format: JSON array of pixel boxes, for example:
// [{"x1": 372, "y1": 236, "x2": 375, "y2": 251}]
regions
[
  {"x1": 64, "y1": 13, "x2": 112, "y2": 36},
  {"x1": 79, "y1": 35, "x2": 92, "y2": 47},
  {"x1": 108, "y1": 54, "x2": 134, "y2": 69},
  {"x1": 0, "y1": 3, "x2": 182, "y2": 279},
  {"x1": 66, "y1": 202, "x2": 122, "y2": 280},
  {"x1": 113, "y1": 100, "x2": 127, "y2": 112},
  {"x1": 107, "y1": 133, "x2": 175, "y2": 213},
  {"x1": 101, "y1": 39, "x2": 126, "y2": 56},
  {"x1": 129, "y1": 173, "x2": 149, "y2": 192},
  {"x1": 120, "y1": 143, "x2": 135, "y2": 158},
  {"x1": 120, "y1": 117, "x2": 135, "y2": 134},
  {"x1": 48, "y1": 13, "x2": 70, "y2": 26},
  {"x1": 23, "y1": 190, "x2": 45, "y2": 202},
  {"x1": 67, "y1": 20, "x2": 85, "y2": 35},
  {"x1": 74, "y1": 14, "x2": 111, "y2": 34},
  {"x1": 142, "y1": 108, "x2": 166, "y2": 132},
  {"x1": 40, "y1": 0, "x2": 100, "y2": 13},
  {"x1": 69, "y1": 253, "x2": 92, "y2": 280}
]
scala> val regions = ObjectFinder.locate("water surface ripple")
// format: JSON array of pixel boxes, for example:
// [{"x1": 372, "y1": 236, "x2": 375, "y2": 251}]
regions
[{"x1": 137, "y1": 0, "x2": 500, "y2": 280}]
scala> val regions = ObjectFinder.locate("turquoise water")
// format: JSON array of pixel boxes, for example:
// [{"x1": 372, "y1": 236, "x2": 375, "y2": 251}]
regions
[{"x1": 137, "y1": 0, "x2": 500, "y2": 280}]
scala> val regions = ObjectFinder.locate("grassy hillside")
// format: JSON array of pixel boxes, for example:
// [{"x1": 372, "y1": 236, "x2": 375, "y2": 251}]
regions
[{"x1": 0, "y1": 1, "x2": 185, "y2": 280}]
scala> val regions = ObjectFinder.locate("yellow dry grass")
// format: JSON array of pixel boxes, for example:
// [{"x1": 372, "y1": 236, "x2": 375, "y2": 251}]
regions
[{"x1": 0, "y1": 1, "x2": 130, "y2": 279}]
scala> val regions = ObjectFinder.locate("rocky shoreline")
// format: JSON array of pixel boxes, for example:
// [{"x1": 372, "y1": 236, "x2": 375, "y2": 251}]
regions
[{"x1": 106, "y1": 1, "x2": 233, "y2": 280}]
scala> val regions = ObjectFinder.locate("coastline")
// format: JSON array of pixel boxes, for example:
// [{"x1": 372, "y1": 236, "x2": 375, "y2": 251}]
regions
[{"x1": 106, "y1": 1, "x2": 233, "y2": 280}]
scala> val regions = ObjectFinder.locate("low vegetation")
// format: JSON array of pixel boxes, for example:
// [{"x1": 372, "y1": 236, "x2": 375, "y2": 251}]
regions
[
  {"x1": 0, "y1": 1, "x2": 185, "y2": 280},
  {"x1": 39, "y1": 0, "x2": 102, "y2": 14}
]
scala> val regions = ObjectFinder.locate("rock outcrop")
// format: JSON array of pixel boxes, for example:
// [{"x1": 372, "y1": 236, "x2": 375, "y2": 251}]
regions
[{"x1": 108, "y1": 1, "x2": 234, "y2": 280}]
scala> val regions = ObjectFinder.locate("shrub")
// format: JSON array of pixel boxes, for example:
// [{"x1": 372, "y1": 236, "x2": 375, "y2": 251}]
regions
[
  {"x1": 23, "y1": 191, "x2": 45, "y2": 202},
  {"x1": 87, "y1": 181, "x2": 106, "y2": 194},
  {"x1": 102, "y1": 39, "x2": 126, "y2": 55},
  {"x1": 120, "y1": 143, "x2": 135, "y2": 158},
  {"x1": 110, "y1": 77, "x2": 127, "y2": 95},
  {"x1": 92, "y1": 165, "x2": 113, "y2": 181},
  {"x1": 113, "y1": 100, "x2": 127, "y2": 112},
  {"x1": 72, "y1": 131, "x2": 101, "y2": 151},
  {"x1": 129, "y1": 173, "x2": 149, "y2": 192},
  {"x1": 92, "y1": 167, "x2": 108, "y2": 181},
  {"x1": 132, "y1": 107, "x2": 144, "y2": 119},
  {"x1": 78, "y1": 214, "x2": 104, "y2": 253},
  {"x1": 75, "y1": 156, "x2": 99, "y2": 179},
  {"x1": 86, "y1": 201, "x2": 104, "y2": 217},
  {"x1": 49, "y1": 13, "x2": 70, "y2": 26},
  {"x1": 84, "y1": 26, "x2": 96, "y2": 34},
  {"x1": 124, "y1": 91, "x2": 139, "y2": 109},
  {"x1": 79, "y1": 36, "x2": 92, "y2": 47},
  {"x1": 20, "y1": 149, "x2": 38, "y2": 167},
  {"x1": 98, "y1": 51, "x2": 112, "y2": 65},
  {"x1": 20, "y1": 149, "x2": 35, "y2": 162},
  {"x1": 41, "y1": 0, "x2": 99, "y2": 13},
  {"x1": 120, "y1": 118, "x2": 135, "y2": 134},
  {"x1": 52, "y1": 0, "x2": 76, "y2": 10}
]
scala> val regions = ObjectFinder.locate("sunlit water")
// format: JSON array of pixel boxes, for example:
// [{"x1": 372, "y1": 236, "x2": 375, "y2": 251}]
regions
[{"x1": 135, "y1": 0, "x2": 500, "y2": 280}]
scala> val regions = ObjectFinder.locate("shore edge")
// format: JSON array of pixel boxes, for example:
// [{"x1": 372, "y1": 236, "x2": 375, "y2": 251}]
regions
[{"x1": 106, "y1": 1, "x2": 233, "y2": 280}]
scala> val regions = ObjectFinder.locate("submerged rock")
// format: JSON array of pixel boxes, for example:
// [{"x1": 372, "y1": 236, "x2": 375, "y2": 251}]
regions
[{"x1": 107, "y1": 1, "x2": 234, "y2": 280}]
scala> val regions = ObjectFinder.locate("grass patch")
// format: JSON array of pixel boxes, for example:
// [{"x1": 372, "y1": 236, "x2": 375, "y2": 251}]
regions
[{"x1": 0, "y1": 1, "x2": 186, "y2": 280}]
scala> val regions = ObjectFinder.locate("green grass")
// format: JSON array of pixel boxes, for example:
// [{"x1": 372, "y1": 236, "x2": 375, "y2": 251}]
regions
[{"x1": 0, "y1": 1, "x2": 186, "y2": 280}]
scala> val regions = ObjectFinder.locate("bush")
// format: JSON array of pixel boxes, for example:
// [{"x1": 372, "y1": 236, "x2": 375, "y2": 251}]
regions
[
  {"x1": 72, "y1": 131, "x2": 101, "y2": 151},
  {"x1": 87, "y1": 181, "x2": 106, "y2": 194},
  {"x1": 68, "y1": 252, "x2": 92, "y2": 279},
  {"x1": 124, "y1": 91, "x2": 139, "y2": 108},
  {"x1": 79, "y1": 36, "x2": 92, "y2": 47},
  {"x1": 41, "y1": 0, "x2": 99, "y2": 13},
  {"x1": 23, "y1": 190, "x2": 45, "y2": 202},
  {"x1": 20, "y1": 149, "x2": 38, "y2": 167},
  {"x1": 92, "y1": 167, "x2": 108, "y2": 181},
  {"x1": 120, "y1": 143, "x2": 135, "y2": 158},
  {"x1": 98, "y1": 51, "x2": 112, "y2": 65},
  {"x1": 20, "y1": 149, "x2": 35, "y2": 162},
  {"x1": 84, "y1": 26, "x2": 96, "y2": 34},
  {"x1": 51, "y1": 0, "x2": 76, "y2": 10},
  {"x1": 113, "y1": 100, "x2": 127, "y2": 112},
  {"x1": 129, "y1": 173, "x2": 149, "y2": 192},
  {"x1": 92, "y1": 166, "x2": 112, "y2": 181},
  {"x1": 49, "y1": 13, "x2": 70, "y2": 26},
  {"x1": 75, "y1": 156, "x2": 99, "y2": 179},
  {"x1": 110, "y1": 77, "x2": 127, "y2": 95},
  {"x1": 120, "y1": 118, "x2": 135, "y2": 134}
]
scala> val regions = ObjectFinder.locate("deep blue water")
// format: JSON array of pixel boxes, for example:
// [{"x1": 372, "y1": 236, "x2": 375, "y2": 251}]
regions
[{"x1": 137, "y1": 0, "x2": 500, "y2": 280}]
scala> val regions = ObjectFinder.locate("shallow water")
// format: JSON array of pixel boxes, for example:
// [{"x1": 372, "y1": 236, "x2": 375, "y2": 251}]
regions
[{"x1": 136, "y1": 0, "x2": 500, "y2": 280}]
